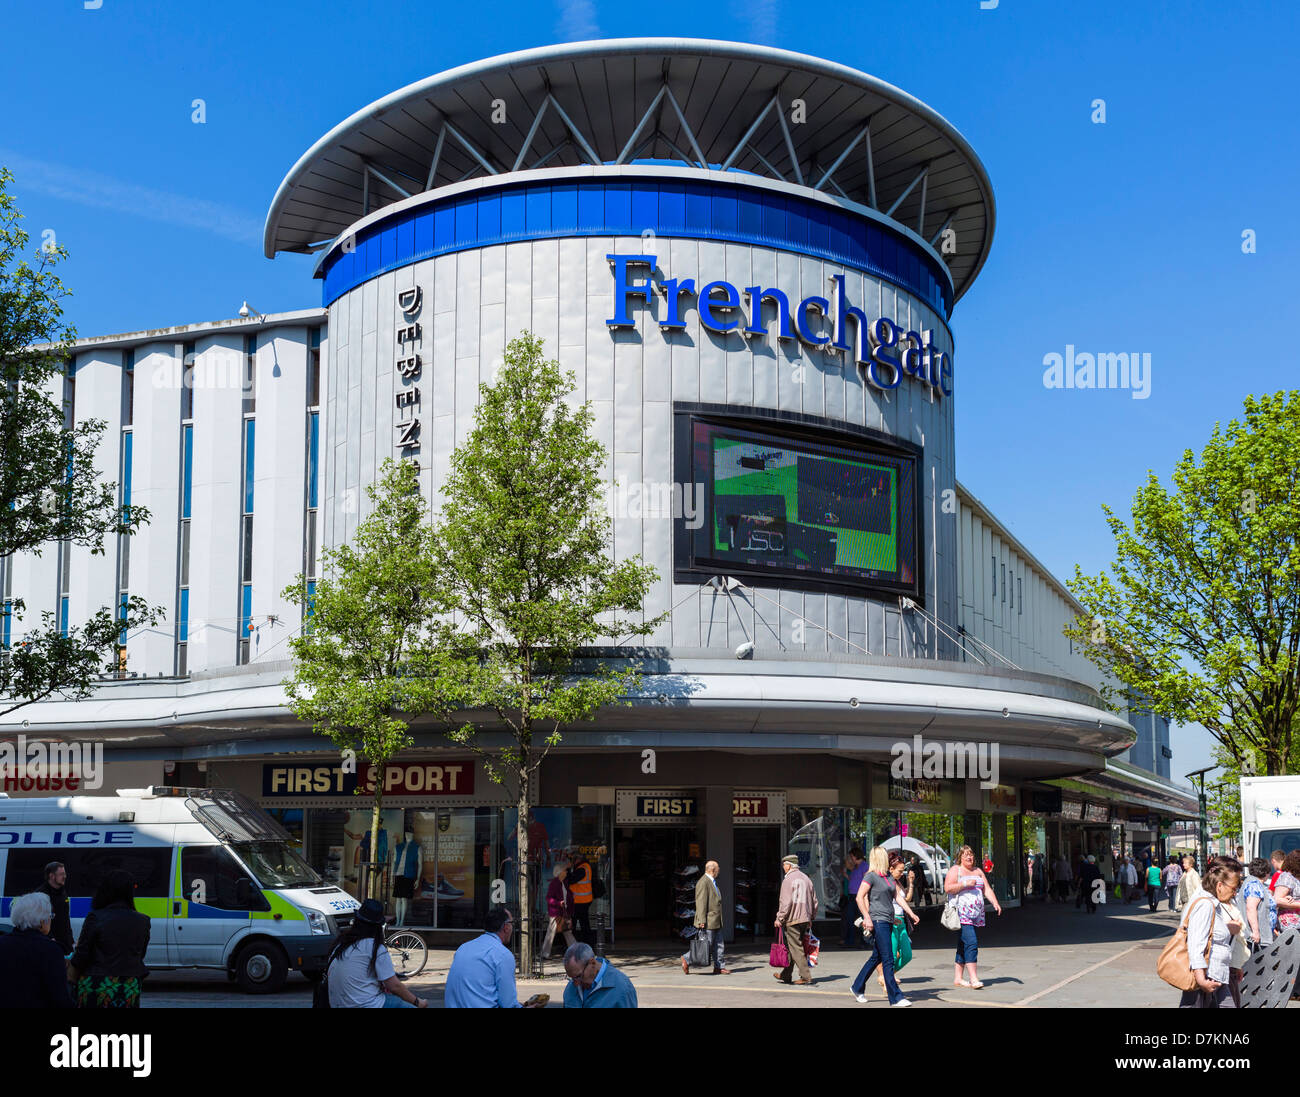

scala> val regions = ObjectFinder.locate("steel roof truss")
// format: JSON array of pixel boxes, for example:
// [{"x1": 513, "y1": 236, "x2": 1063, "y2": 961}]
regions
[
  {"x1": 884, "y1": 163, "x2": 928, "y2": 220},
  {"x1": 720, "y1": 92, "x2": 779, "y2": 172},
  {"x1": 615, "y1": 85, "x2": 669, "y2": 165},
  {"x1": 662, "y1": 86, "x2": 708, "y2": 168}
]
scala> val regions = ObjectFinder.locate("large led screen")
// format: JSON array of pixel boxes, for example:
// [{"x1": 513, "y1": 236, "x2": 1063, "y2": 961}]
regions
[{"x1": 683, "y1": 416, "x2": 920, "y2": 598}]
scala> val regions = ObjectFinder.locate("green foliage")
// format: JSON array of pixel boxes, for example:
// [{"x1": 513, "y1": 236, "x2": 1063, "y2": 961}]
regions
[
  {"x1": 431, "y1": 332, "x2": 664, "y2": 780},
  {"x1": 1067, "y1": 392, "x2": 1300, "y2": 775},
  {"x1": 0, "y1": 166, "x2": 159, "y2": 714},
  {"x1": 281, "y1": 459, "x2": 446, "y2": 882}
]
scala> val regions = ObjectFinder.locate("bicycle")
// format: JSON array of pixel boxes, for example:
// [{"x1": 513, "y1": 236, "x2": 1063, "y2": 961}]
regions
[{"x1": 385, "y1": 930, "x2": 428, "y2": 978}]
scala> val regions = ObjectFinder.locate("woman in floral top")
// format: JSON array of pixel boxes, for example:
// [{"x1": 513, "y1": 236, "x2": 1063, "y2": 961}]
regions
[
  {"x1": 1271, "y1": 849, "x2": 1300, "y2": 930},
  {"x1": 943, "y1": 845, "x2": 1002, "y2": 990},
  {"x1": 1240, "y1": 858, "x2": 1277, "y2": 948}
]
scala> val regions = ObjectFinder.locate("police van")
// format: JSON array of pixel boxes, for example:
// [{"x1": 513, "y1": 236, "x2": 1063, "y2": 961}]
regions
[{"x1": 0, "y1": 786, "x2": 361, "y2": 993}]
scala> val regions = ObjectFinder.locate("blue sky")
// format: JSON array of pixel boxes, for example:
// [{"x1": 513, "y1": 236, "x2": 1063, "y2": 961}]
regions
[{"x1": 4, "y1": 0, "x2": 1297, "y2": 778}]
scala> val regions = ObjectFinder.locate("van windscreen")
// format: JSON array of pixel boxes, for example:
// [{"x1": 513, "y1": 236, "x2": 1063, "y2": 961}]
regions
[{"x1": 186, "y1": 790, "x2": 291, "y2": 843}]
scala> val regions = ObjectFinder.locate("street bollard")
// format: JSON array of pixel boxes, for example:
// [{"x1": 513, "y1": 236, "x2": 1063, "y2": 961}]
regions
[{"x1": 595, "y1": 910, "x2": 607, "y2": 958}]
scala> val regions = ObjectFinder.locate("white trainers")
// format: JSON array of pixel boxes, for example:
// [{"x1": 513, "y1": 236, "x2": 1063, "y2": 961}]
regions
[
  {"x1": 892, "y1": 998, "x2": 913, "y2": 1008},
  {"x1": 852, "y1": 992, "x2": 869, "y2": 1003}
]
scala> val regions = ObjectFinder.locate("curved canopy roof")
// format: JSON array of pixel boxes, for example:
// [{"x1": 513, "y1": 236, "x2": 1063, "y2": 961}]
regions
[{"x1": 265, "y1": 38, "x2": 995, "y2": 302}]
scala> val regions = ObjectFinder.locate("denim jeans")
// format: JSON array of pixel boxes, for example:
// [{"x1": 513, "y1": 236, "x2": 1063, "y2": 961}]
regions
[
  {"x1": 955, "y1": 923, "x2": 979, "y2": 966},
  {"x1": 852, "y1": 918, "x2": 904, "y2": 1004},
  {"x1": 383, "y1": 993, "x2": 416, "y2": 1008}
]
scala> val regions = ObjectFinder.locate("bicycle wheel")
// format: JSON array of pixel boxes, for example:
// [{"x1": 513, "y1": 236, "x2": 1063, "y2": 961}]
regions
[{"x1": 386, "y1": 931, "x2": 428, "y2": 978}]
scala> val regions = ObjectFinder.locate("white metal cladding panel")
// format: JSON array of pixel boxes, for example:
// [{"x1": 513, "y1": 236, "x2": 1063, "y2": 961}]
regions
[
  {"x1": 249, "y1": 328, "x2": 309, "y2": 664},
  {"x1": 324, "y1": 235, "x2": 958, "y2": 660},
  {"x1": 126, "y1": 342, "x2": 182, "y2": 674},
  {"x1": 66, "y1": 350, "x2": 123, "y2": 636},
  {"x1": 184, "y1": 336, "x2": 246, "y2": 672}
]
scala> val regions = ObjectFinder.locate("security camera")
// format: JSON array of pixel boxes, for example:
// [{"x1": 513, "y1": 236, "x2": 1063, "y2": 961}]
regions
[{"x1": 735, "y1": 641, "x2": 754, "y2": 660}]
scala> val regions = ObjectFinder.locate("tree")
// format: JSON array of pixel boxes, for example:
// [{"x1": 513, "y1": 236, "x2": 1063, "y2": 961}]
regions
[
  {"x1": 429, "y1": 332, "x2": 662, "y2": 974},
  {"x1": 0, "y1": 166, "x2": 157, "y2": 717},
  {"x1": 282, "y1": 459, "x2": 445, "y2": 897},
  {"x1": 1066, "y1": 392, "x2": 1300, "y2": 775}
]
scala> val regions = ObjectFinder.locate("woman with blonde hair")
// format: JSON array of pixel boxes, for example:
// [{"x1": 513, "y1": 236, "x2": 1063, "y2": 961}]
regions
[
  {"x1": 944, "y1": 845, "x2": 1002, "y2": 989},
  {"x1": 849, "y1": 846, "x2": 918, "y2": 1006}
]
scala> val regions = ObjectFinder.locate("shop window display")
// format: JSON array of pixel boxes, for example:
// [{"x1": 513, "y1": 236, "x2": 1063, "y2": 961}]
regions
[
  {"x1": 509, "y1": 807, "x2": 611, "y2": 943},
  {"x1": 787, "y1": 807, "x2": 848, "y2": 919}
]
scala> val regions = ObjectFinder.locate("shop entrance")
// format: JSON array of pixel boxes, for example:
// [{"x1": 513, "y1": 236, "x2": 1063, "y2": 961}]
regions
[
  {"x1": 732, "y1": 825, "x2": 782, "y2": 940},
  {"x1": 613, "y1": 826, "x2": 700, "y2": 940}
]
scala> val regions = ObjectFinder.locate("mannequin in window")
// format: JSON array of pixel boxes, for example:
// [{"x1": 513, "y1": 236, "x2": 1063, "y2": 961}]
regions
[
  {"x1": 392, "y1": 832, "x2": 421, "y2": 926},
  {"x1": 344, "y1": 822, "x2": 389, "y2": 896}
]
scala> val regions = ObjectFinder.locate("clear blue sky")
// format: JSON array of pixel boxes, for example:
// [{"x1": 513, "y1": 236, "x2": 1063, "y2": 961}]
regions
[{"x1": 4, "y1": 1, "x2": 1297, "y2": 779}]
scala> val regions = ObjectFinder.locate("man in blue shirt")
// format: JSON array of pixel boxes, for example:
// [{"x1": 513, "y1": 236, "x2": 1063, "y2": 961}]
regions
[
  {"x1": 445, "y1": 908, "x2": 543, "y2": 1008},
  {"x1": 562, "y1": 942, "x2": 638, "y2": 1008}
]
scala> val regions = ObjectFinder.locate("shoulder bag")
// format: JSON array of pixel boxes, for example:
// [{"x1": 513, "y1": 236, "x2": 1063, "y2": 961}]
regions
[
  {"x1": 1156, "y1": 897, "x2": 1214, "y2": 992},
  {"x1": 769, "y1": 926, "x2": 790, "y2": 969},
  {"x1": 941, "y1": 898, "x2": 961, "y2": 931}
]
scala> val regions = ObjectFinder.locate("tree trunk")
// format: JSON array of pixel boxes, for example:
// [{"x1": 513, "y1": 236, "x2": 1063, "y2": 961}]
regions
[
  {"x1": 517, "y1": 769, "x2": 532, "y2": 979},
  {"x1": 369, "y1": 777, "x2": 384, "y2": 902}
]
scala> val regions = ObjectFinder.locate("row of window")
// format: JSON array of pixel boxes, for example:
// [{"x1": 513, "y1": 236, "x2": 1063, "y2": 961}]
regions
[{"x1": 991, "y1": 555, "x2": 1024, "y2": 615}]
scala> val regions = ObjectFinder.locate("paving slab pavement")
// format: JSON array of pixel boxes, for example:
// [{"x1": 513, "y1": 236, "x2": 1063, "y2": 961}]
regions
[{"x1": 137, "y1": 895, "x2": 1207, "y2": 1008}]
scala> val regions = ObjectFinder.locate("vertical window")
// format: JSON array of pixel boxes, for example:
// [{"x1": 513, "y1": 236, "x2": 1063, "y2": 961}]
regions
[
  {"x1": 1001, "y1": 563, "x2": 1006, "y2": 603},
  {"x1": 116, "y1": 355, "x2": 134, "y2": 675},
  {"x1": 304, "y1": 327, "x2": 322, "y2": 624},
  {"x1": 238, "y1": 415, "x2": 255, "y2": 664},
  {"x1": 1018, "y1": 577, "x2": 1023, "y2": 615},
  {"x1": 181, "y1": 340, "x2": 195, "y2": 422},
  {"x1": 58, "y1": 358, "x2": 75, "y2": 638},
  {"x1": 176, "y1": 414, "x2": 193, "y2": 676},
  {"x1": 1009, "y1": 572, "x2": 1014, "y2": 610},
  {"x1": 243, "y1": 334, "x2": 257, "y2": 415},
  {"x1": 991, "y1": 556, "x2": 996, "y2": 598}
]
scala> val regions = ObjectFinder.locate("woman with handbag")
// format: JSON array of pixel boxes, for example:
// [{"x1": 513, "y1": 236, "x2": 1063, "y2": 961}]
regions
[
  {"x1": 542, "y1": 862, "x2": 577, "y2": 959},
  {"x1": 944, "y1": 845, "x2": 1001, "y2": 990},
  {"x1": 1175, "y1": 859, "x2": 1243, "y2": 1007}
]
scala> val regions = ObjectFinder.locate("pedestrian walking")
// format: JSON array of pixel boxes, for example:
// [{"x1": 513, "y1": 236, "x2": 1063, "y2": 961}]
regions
[
  {"x1": 566, "y1": 850, "x2": 596, "y2": 944},
  {"x1": 1052, "y1": 853, "x2": 1072, "y2": 902},
  {"x1": 773, "y1": 853, "x2": 818, "y2": 985},
  {"x1": 0, "y1": 892, "x2": 74, "y2": 1008},
  {"x1": 445, "y1": 907, "x2": 544, "y2": 1008},
  {"x1": 945, "y1": 845, "x2": 1002, "y2": 989},
  {"x1": 324, "y1": 898, "x2": 427, "y2": 1008},
  {"x1": 563, "y1": 942, "x2": 638, "y2": 1007},
  {"x1": 1162, "y1": 856, "x2": 1182, "y2": 911},
  {"x1": 1119, "y1": 857, "x2": 1138, "y2": 903},
  {"x1": 875, "y1": 850, "x2": 920, "y2": 994},
  {"x1": 1175, "y1": 859, "x2": 1243, "y2": 1008},
  {"x1": 1269, "y1": 850, "x2": 1286, "y2": 891},
  {"x1": 681, "y1": 859, "x2": 728, "y2": 975},
  {"x1": 67, "y1": 869, "x2": 149, "y2": 1008},
  {"x1": 1271, "y1": 850, "x2": 1300, "y2": 931},
  {"x1": 849, "y1": 847, "x2": 918, "y2": 1006},
  {"x1": 1076, "y1": 855, "x2": 1103, "y2": 913},
  {"x1": 840, "y1": 847, "x2": 863, "y2": 945},
  {"x1": 542, "y1": 862, "x2": 577, "y2": 959},
  {"x1": 1146, "y1": 859, "x2": 1164, "y2": 912},
  {"x1": 1175, "y1": 855, "x2": 1201, "y2": 913},
  {"x1": 36, "y1": 861, "x2": 74, "y2": 955},
  {"x1": 1241, "y1": 858, "x2": 1277, "y2": 949}
]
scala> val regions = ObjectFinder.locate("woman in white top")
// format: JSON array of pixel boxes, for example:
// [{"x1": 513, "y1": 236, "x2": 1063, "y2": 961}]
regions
[
  {"x1": 1177, "y1": 860, "x2": 1242, "y2": 1008},
  {"x1": 1175, "y1": 854, "x2": 1201, "y2": 912}
]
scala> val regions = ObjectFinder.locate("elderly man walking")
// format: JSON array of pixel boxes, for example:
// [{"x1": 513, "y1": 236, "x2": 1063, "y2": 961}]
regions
[
  {"x1": 681, "y1": 860, "x2": 729, "y2": 975},
  {"x1": 774, "y1": 853, "x2": 818, "y2": 986}
]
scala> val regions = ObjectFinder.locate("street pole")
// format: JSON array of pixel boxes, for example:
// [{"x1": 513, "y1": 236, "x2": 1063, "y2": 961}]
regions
[{"x1": 1185, "y1": 766, "x2": 1216, "y2": 868}]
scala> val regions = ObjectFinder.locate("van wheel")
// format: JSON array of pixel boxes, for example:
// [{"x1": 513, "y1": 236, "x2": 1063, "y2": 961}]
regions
[{"x1": 234, "y1": 941, "x2": 288, "y2": 994}]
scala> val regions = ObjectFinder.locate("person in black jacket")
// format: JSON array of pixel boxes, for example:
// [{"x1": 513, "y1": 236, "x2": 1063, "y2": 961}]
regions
[
  {"x1": 68, "y1": 869, "x2": 150, "y2": 1008},
  {"x1": 37, "y1": 861, "x2": 75, "y2": 954},
  {"x1": 0, "y1": 892, "x2": 75, "y2": 1007}
]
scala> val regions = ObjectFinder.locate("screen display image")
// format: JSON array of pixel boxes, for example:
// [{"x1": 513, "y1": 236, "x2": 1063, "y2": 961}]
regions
[{"x1": 686, "y1": 417, "x2": 919, "y2": 597}]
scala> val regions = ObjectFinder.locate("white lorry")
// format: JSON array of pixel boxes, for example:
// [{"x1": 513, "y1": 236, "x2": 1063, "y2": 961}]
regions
[{"x1": 1240, "y1": 775, "x2": 1300, "y2": 861}]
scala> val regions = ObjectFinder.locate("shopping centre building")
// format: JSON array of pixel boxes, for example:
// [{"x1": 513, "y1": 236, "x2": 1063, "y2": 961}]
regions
[{"x1": 3, "y1": 40, "x2": 1196, "y2": 942}]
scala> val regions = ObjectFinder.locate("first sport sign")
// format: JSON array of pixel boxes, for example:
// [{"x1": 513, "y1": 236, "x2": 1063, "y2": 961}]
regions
[{"x1": 262, "y1": 762, "x2": 475, "y2": 797}]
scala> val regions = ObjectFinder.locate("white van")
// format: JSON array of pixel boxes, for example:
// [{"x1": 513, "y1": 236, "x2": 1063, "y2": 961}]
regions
[
  {"x1": 1241, "y1": 775, "x2": 1300, "y2": 861},
  {"x1": 0, "y1": 786, "x2": 361, "y2": 993}
]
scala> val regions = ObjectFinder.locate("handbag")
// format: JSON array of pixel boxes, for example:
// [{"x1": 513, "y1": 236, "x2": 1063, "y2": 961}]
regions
[
  {"x1": 688, "y1": 929, "x2": 711, "y2": 968},
  {"x1": 941, "y1": 899, "x2": 961, "y2": 931},
  {"x1": 1156, "y1": 897, "x2": 1215, "y2": 992},
  {"x1": 769, "y1": 927, "x2": 790, "y2": 969}
]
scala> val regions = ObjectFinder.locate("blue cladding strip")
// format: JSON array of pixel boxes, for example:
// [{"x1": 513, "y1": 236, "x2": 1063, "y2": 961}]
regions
[{"x1": 321, "y1": 177, "x2": 952, "y2": 318}]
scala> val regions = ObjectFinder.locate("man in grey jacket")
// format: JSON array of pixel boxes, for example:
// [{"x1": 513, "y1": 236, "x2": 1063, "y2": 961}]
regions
[
  {"x1": 774, "y1": 854, "x2": 818, "y2": 985},
  {"x1": 681, "y1": 860, "x2": 728, "y2": 974}
]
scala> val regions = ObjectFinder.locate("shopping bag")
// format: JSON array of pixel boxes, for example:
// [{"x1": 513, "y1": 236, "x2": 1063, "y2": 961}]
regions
[
  {"x1": 805, "y1": 931, "x2": 820, "y2": 967},
  {"x1": 688, "y1": 929, "x2": 711, "y2": 968},
  {"x1": 769, "y1": 927, "x2": 790, "y2": 968}
]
